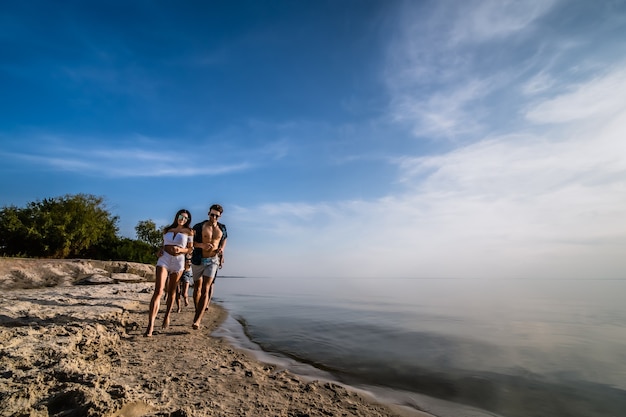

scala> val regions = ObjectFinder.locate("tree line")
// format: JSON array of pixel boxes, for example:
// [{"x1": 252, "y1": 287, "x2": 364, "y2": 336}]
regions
[{"x1": 0, "y1": 194, "x2": 163, "y2": 264}]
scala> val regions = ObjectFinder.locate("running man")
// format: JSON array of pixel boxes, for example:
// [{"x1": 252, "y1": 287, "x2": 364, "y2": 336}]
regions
[{"x1": 191, "y1": 204, "x2": 227, "y2": 329}]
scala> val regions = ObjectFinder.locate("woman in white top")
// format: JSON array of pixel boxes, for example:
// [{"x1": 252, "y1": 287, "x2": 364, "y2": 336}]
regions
[{"x1": 145, "y1": 209, "x2": 194, "y2": 337}]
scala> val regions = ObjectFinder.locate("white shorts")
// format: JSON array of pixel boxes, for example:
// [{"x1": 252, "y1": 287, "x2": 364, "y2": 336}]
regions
[{"x1": 156, "y1": 252, "x2": 185, "y2": 273}]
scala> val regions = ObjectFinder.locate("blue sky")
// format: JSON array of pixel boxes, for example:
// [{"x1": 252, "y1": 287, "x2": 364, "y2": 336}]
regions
[{"x1": 1, "y1": 0, "x2": 625, "y2": 279}]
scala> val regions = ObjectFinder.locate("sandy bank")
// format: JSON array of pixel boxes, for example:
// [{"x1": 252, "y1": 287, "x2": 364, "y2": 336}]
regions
[{"x1": 0, "y1": 258, "x2": 433, "y2": 417}]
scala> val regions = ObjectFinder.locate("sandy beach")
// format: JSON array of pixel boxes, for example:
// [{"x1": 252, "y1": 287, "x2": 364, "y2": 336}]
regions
[{"x1": 0, "y1": 259, "x2": 432, "y2": 417}]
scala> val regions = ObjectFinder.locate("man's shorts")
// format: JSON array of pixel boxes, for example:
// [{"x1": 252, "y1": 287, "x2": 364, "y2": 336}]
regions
[
  {"x1": 191, "y1": 256, "x2": 220, "y2": 282},
  {"x1": 180, "y1": 270, "x2": 194, "y2": 285}
]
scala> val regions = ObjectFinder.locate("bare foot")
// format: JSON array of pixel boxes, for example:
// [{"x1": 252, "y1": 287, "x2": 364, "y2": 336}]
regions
[
  {"x1": 144, "y1": 329, "x2": 153, "y2": 337},
  {"x1": 184, "y1": 298, "x2": 189, "y2": 306},
  {"x1": 162, "y1": 317, "x2": 170, "y2": 329},
  {"x1": 192, "y1": 322, "x2": 201, "y2": 330}
]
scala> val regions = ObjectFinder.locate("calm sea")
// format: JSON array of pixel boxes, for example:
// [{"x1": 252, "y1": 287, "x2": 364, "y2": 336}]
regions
[{"x1": 210, "y1": 277, "x2": 626, "y2": 417}]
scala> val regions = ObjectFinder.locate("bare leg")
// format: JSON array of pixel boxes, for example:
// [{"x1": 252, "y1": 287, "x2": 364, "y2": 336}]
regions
[
  {"x1": 176, "y1": 282, "x2": 181, "y2": 313},
  {"x1": 175, "y1": 280, "x2": 182, "y2": 313},
  {"x1": 162, "y1": 271, "x2": 182, "y2": 329},
  {"x1": 193, "y1": 275, "x2": 214, "y2": 329},
  {"x1": 205, "y1": 281, "x2": 215, "y2": 311},
  {"x1": 193, "y1": 276, "x2": 203, "y2": 309},
  {"x1": 181, "y1": 282, "x2": 190, "y2": 306},
  {"x1": 145, "y1": 266, "x2": 168, "y2": 337}
]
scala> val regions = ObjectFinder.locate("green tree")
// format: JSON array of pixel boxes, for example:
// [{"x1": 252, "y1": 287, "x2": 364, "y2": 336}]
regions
[
  {"x1": 0, "y1": 194, "x2": 119, "y2": 258},
  {"x1": 135, "y1": 219, "x2": 163, "y2": 250},
  {"x1": 0, "y1": 194, "x2": 163, "y2": 264},
  {"x1": 107, "y1": 238, "x2": 157, "y2": 264},
  {"x1": 0, "y1": 205, "x2": 31, "y2": 256}
]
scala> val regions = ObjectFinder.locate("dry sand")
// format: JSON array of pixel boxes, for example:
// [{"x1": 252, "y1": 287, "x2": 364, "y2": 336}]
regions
[{"x1": 0, "y1": 259, "x2": 434, "y2": 417}]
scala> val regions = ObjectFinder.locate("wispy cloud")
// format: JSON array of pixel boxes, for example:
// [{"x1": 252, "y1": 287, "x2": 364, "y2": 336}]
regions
[
  {"x1": 0, "y1": 136, "x2": 252, "y2": 178},
  {"x1": 390, "y1": 79, "x2": 488, "y2": 139},
  {"x1": 448, "y1": 0, "x2": 558, "y2": 44},
  {"x1": 0, "y1": 116, "x2": 315, "y2": 181},
  {"x1": 234, "y1": 108, "x2": 626, "y2": 278},
  {"x1": 1, "y1": 148, "x2": 251, "y2": 177},
  {"x1": 385, "y1": 0, "x2": 560, "y2": 141},
  {"x1": 231, "y1": 45, "x2": 626, "y2": 279},
  {"x1": 525, "y1": 66, "x2": 626, "y2": 124},
  {"x1": 521, "y1": 71, "x2": 556, "y2": 95}
]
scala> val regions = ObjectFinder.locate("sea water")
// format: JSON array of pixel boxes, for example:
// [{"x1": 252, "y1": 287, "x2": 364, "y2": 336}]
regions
[{"x1": 211, "y1": 277, "x2": 626, "y2": 417}]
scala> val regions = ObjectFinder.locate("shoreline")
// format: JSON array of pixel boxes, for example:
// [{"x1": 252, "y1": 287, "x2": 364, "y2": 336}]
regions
[{"x1": 0, "y1": 281, "x2": 435, "y2": 417}]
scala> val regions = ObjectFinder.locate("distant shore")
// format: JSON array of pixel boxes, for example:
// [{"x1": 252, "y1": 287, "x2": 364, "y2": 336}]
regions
[{"x1": 0, "y1": 258, "x2": 433, "y2": 416}]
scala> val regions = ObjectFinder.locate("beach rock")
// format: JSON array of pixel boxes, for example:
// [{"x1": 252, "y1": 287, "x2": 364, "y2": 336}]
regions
[
  {"x1": 95, "y1": 260, "x2": 154, "y2": 279},
  {"x1": 0, "y1": 258, "x2": 155, "y2": 290},
  {"x1": 110, "y1": 273, "x2": 146, "y2": 283},
  {"x1": 76, "y1": 274, "x2": 116, "y2": 285}
]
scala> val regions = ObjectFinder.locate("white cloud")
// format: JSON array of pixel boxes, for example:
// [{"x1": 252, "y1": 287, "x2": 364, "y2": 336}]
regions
[
  {"x1": 525, "y1": 66, "x2": 626, "y2": 124},
  {"x1": 226, "y1": 3, "x2": 626, "y2": 280},
  {"x1": 231, "y1": 70, "x2": 626, "y2": 279},
  {"x1": 233, "y1": 137, "x2": 625, "y2": 279}
]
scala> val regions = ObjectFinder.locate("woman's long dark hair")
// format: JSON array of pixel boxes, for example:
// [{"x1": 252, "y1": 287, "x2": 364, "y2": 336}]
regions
[{"x1": 163, "y1": 209, "x2": 192, "y2": 233}]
